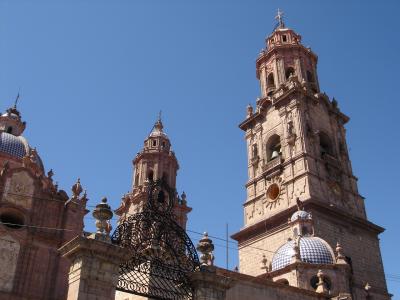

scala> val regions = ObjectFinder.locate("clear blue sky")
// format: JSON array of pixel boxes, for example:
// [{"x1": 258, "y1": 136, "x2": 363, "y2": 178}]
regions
[{"x1": 1, "y1": 0, "x2": 399, "y2": 296}]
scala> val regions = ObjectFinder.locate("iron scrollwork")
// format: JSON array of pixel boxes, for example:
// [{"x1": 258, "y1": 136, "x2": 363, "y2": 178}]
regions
[{"x1": 111, "y1": 179, "x2": 200, "y2": 300}]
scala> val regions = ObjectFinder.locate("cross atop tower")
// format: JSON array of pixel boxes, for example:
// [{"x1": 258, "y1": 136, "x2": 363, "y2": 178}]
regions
[
  {"x1": 14, "y1": 93, "x2": 20, "y2": 109},
  {"x1": 275, "y1": 8, "x2": 285, "y2": 29}
]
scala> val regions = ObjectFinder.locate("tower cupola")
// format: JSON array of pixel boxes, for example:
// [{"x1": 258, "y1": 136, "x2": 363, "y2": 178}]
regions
[
  {"x1": 256, "y1": 10, "x2": 320, "y2": 97},
  {"x1": 144, "y1": 117, "x2": 171, "y2": 153},
  {"x1": 0, "y1": 105, "x2": 26, "y2": 136}
]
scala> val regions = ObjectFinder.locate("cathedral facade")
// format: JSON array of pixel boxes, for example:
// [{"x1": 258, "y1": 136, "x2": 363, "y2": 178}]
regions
[{"x1": 0, "y1": 14, "x2": 392, "y2": 300}]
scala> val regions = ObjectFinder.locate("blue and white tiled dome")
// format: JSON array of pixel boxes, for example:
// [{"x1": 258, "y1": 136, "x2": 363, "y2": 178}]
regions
[
  {"x1": 0, "y1": 132, "x2": 29, "y2": 158},
  {"x1": 290, "y1": 210, "x2": 311, "y2": 222},
  {"x1": 271, "y1": 237, "x2": 334, "y2": 271},
  {"x1": 0, "y1": 132, "x2": 44, "y2": 171}
]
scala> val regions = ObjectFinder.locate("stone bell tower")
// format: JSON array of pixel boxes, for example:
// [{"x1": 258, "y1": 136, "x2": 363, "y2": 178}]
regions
[
  {"x1": 232, "y1": 12, "x2": 391, "y2": 300},
  {"x1": 115, "y1": 117, "x2": 191, "y2": 229}
]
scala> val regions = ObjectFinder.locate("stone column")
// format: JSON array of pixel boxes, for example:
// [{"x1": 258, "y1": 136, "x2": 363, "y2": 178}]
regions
[
  {"x1": 190, "y1": 267, "x2": 232, "y2": 300},
  {"x1": 59, "y1": 233, "x2": 130, "y2": 300}
]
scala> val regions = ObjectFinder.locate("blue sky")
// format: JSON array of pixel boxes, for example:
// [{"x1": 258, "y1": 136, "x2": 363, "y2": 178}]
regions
[{"x1": 1, "y1": 0, "x2": 399, "y2": 296}]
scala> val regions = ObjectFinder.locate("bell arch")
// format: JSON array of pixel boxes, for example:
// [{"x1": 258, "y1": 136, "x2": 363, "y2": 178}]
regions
[{"x1": 265, "y1": 134, "x2": 281, "y2": 162}]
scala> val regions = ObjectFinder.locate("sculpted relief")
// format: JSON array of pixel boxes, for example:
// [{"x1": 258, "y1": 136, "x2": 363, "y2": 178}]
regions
[
  {"x1": 0, "y1": 235, "x2": 20, "y2": 292},
  {"x1": 3, "y1": 171, "x2": 34, "y2": 209}
]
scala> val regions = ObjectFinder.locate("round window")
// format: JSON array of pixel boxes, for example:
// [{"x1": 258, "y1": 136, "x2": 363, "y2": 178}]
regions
[
  {"x1": 267, "y1": 183, "x2": 280, "y2": 201},
  {"x1": 0, "y1": 212, "x2": 25, "y2": 229}
]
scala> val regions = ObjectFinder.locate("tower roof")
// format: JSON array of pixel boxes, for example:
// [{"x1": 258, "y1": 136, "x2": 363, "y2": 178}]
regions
[
  {"x1": 0, "y1": 104, "x2": 44, "y2": 171},
  {"x1": 149, "y1": 118, "x2": 168, "y2": 139}
]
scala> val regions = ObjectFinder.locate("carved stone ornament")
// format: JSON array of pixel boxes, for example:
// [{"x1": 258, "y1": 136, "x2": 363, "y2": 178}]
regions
[
  {"x1": 3, "y1": 171, "x2": 34, "y2": 209},
  {"x1": 263, "y1": 175, "x2": 286, "y2": 210}
]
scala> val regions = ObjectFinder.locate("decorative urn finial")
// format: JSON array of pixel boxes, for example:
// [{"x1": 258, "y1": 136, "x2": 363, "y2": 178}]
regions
[
  {"x1": 246, "y1": 104, "x2": 253, "y2": 117},
  {"x1": 71, "y1": 178, "x2": 83, "y2": 199},
  {"x1": 196, "y1": 232, "x2": 215, "y2": 266},
  {"x1": 92, "y1": 197, "x2": 113, "y2": 236},
  {"x1": 335, "y1": 242, "x2": 347, "y2": 264},
  {"x1": 261, "y1": 254, "x2": 269, "y2": 272}
]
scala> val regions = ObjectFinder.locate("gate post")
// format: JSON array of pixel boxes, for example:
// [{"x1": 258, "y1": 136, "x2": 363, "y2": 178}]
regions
[
  {"x1": 59, "y1": 233, "x2": 130, "y2": 300},
  {"x1": 190, "y1": 266, "x2": 232, "y2": 300},
  {"x1": 59, "y1": 197, "x2": 130, "y2": 300}
]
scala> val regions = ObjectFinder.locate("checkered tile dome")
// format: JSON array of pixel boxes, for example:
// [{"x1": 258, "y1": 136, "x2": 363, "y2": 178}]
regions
[
  {"x1": 271, "y1": 237, "x2": 334, "y2": 271},
  {"x1": 290, "y1": 210, "x2": 311, "y2": 222},
  {"x1": 0, "y1": 132, "x2": 44, "y2": 171},
  {"x1": 0, "y1": 132, "x2": 29, "y2": 158}
]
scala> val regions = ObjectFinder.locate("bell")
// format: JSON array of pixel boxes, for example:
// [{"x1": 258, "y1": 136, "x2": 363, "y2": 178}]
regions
[{"x1": 271, "y1": 150, "x2": 279, "y2": 159}]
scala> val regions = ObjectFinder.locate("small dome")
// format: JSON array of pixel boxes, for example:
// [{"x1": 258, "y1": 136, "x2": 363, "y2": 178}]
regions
[
  {"x1": 149, "y1": 119, "x2": 168, "y2": 139},
  {"x1": 271, "y1": 237, "x2": 334, "y2": 271},
  {"x1": 0, "y1": 132, "x2": 29, "y2": 158},
  {"x1": 0, "y1": 132, "x2": 44, "y2": 170},
  {"x1": 290, "y1": 210, "x2": 311, "y2": 222}
]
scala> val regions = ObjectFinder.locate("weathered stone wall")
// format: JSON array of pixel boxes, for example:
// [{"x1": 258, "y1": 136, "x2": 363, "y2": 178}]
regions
[
  {"x1": 313, "y1": 210, "x2": 390, "y2": 299},
  {"x1": 238, "y1": 225, "x2": 292, "y2": 276},
  {"x1": 218, "y1": 269, "x2": 327, "y2": 300}
]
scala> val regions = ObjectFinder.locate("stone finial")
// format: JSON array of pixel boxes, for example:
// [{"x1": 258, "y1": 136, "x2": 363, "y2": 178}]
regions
[
  {"x1": 92, "y1": 197, "x2": 113, "y2": 236},
  {"x1": 335, "y1": 242, "x2": 347, "y2": 264},
  {"x1": 0, "y1": 160, "x2": 9, "y2": 177},
  {"x1": 291, "y1": 237, "x2": 301, "y2": 263},
  {"x1": 47, "y1": 169, "x2": 54, "y2": 181},
  {"x1": 181, "y1": 191, "x2": 187, "y2": 205},
  {"x1": 80, "y1": 190, "x2": 88, "y2": 203},
  {"x1": 246, "y1": 104, "x2": 253, "y2": 118},
  {"x1": 71, "y1": 178, "x2": 83, "y2": 199},
  {"x1": 196, "y1": 232, "x2": 215, "y2": 266},
  {"x1": 315, "y1": 270, "x2": 328, "y2": 294},
  {"x1": 261, "y1": 254, "x2": 269, "y2": 272}
]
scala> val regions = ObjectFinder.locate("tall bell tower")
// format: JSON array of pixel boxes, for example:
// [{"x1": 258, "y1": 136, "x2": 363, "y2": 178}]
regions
[
  {"x1": 115, "y1": 117, "x2": 191, "y2": 229},
  {"x1": 232, "y1": 12, "x2": 390, "y2": 300}
]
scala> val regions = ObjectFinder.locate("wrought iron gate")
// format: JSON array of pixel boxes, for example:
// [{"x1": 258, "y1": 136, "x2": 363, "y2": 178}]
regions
[{"x1": 111, "y1": 179, "x2": 200, "y2": 300}]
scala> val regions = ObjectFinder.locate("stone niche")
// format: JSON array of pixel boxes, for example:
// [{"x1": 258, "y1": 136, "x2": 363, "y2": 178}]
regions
[
  {"x1": 0, "y1": 234, "x2": 20, "y2": 292},
  {"x1": 2, "y1": 170, "x2": 34, "y2": 209}
]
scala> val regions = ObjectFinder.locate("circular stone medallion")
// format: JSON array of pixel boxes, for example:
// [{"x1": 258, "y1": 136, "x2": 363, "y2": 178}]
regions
[{"x1": 267, "y1": 183, "x2": 280, "y2": 202}]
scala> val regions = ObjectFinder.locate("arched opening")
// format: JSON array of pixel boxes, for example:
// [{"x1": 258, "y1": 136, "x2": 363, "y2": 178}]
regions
[
  {"x1": 276, "y1": 278, "x2": 289, "y2": 285},
  {"x1": 285, "y1": 67, "x2": 295, "y2": 80},
  {"x1": 319, "y1": 132, "x2": 334, "y2": 157},
  {"x1": 0, "y1": 211, "x2": 25, "y2": 229},
  {"x1": 157, "y1": 190, "x2": 165, "y2": 203},
  {"x1": 162, "y1": 172, "x2": 169, "y2": 185},
  {"x1": 266, "y1": 73, "x2": 275, "y2": 96},
  {"x1": 307, "y1": 70, "x2": 315, "y2": 82},
  {"x1": 134, "y1": 173, "x2": 139, "y2": 187},
  {"x1": 147, "y1": 170, "x2": 154, "y2": 182},
  {"x1": 6, "y1": 126, "x2": 13, "y2": 134},
  {"x1": 266, "y1": 134, "x2": 281, "y2": 162},
  {"x1": 252, "y1": 144, "x2": 258, "y2": 158}
]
